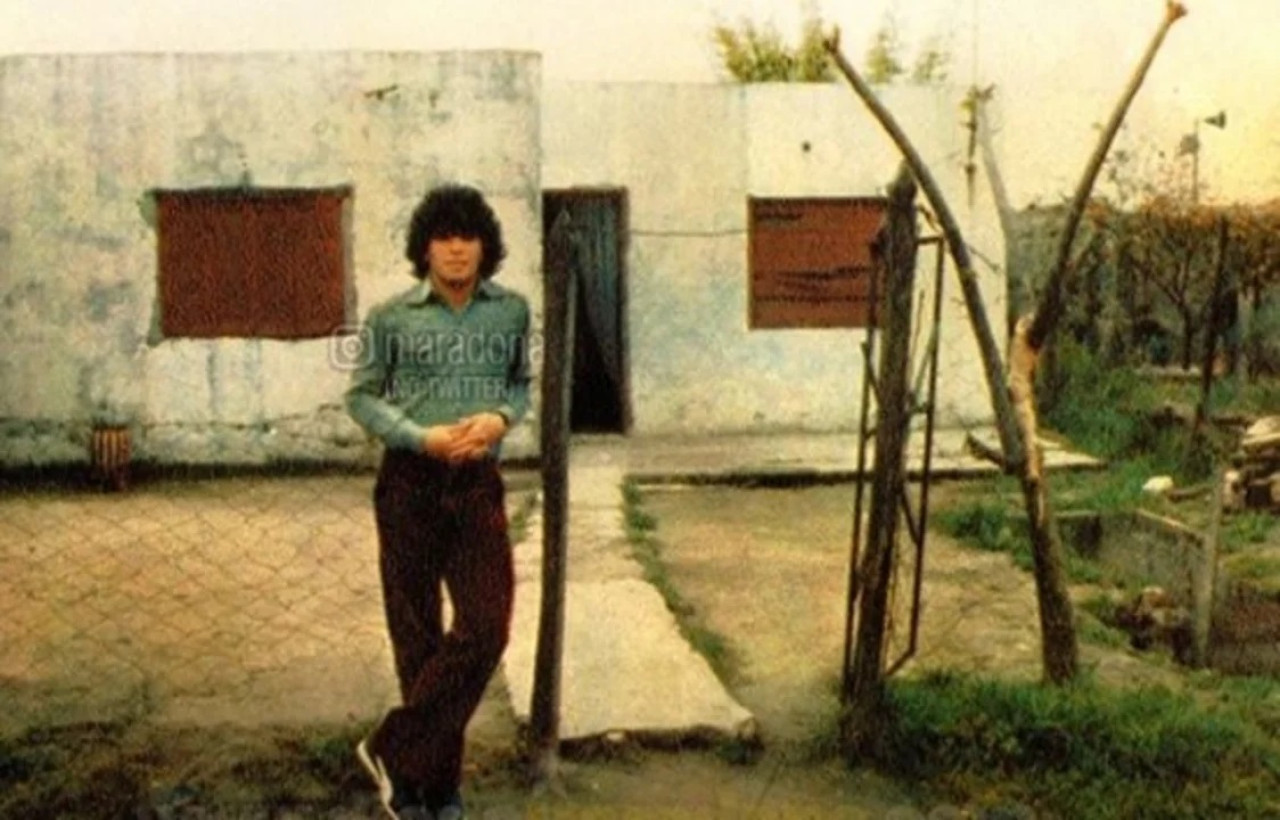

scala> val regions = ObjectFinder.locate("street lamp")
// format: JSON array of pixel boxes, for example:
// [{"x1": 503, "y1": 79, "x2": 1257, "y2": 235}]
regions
[{"x1": 1179, "y1": 110, "x2": 1227, "y2": 204}]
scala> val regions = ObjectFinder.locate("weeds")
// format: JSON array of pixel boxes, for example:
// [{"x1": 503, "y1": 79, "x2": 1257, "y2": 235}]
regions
[
  {"x1": 1224, "y1": 512, "x2": 1280, "y2": 552},
  {"x1": 0, "y1": 721, "x2": 375, "y2": 819},
  {"x1": 873, "y1": 670, "x2": 1280, "y2": 818},
  {"x1": 932, "y1": 491, "x2": 1104, "y2": 584},
  {"x1": 1075, "y1": 595, "x2": 1130, "y2": 650},
  {"x1": 622, "y1": 481, "x2": 737, "y2": 683},
  {"x1": 507, "y1": 484, "x2": 539, "y2": 544},
  {"x1": 1042, "y1": 339, "x2": 1226, "y2": 482}
]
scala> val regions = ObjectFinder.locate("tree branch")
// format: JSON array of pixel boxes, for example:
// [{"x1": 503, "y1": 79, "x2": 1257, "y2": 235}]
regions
[
  {"x1": 1028, "y1": 0, "x2": 1188, "y2": 350},
  {"x1": 823, "y1": 34, "x2": 1027, "y2": 473}
]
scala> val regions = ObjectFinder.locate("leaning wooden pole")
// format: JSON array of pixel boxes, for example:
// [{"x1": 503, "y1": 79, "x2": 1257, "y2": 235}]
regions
[
  {"x1": 1028, "y1": 0, "x2": 1189, "y2": 350},
  {"x1": 845, "y1": 164, "x2": 918, "y2": 756},
  {"x1": 826, "y1": 3, "x2": 1187, "y2": 683},
  {"x1": 1007, "y1": 0, "x2": 1187, "y2": 683},
  {"x1": 529, "y1": 209, "x2": 576, "y2": 781},
  {"x1": 824, "y1": 37, "x2": 1026, "y2": 475},
  {"x1": 970, "y1": 89, "x2": 1023, "y2": 335}
]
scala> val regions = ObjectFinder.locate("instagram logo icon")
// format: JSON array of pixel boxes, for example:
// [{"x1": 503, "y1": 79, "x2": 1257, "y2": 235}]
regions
[{"x1": 328, "y1": 323, "x2": 375, "y2": 371}]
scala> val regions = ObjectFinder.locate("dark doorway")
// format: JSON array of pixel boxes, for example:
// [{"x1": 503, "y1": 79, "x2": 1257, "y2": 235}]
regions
[{"x1": 542, "y1": 190, "x2": 629, "y2": 433}]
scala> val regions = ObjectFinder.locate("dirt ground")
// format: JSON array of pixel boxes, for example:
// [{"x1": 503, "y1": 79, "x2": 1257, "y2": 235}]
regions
[
  {"x1": 2, "y1": 476, "x2": 1190, "y2": 818},
  {"x1": 454, "y1": 479, "x2": 1187, "y2": 818}
]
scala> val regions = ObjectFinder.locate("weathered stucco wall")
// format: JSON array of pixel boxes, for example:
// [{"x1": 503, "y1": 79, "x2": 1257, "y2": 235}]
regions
[
  {"x1": 0, "y1": 51, "x2": 542, "y2": 467},
  {"x1": 543, "y1": 81, "x2": 1005, "y2": 434},
  {"x1": 1, "y1": 63, "x2": 1006, "y2": 467}
]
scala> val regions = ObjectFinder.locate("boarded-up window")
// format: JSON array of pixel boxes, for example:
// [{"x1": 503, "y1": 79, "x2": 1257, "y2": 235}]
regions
[
  {"x1": 748, "y1": 197, "x2": 887, "y2": 329},
  {"x1": 155, "y1": 187, "x2": 353, "y2": 339}
]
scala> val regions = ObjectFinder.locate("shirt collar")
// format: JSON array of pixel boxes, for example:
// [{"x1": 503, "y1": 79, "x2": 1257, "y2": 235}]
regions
[{"x1": 407, "y1": 278, "x2": 499, "y2": 306}]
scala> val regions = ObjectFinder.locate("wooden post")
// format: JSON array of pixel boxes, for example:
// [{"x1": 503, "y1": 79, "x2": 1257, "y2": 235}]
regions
[
  {"x1": 529, "y1": 208, "x2": 576, "y2": 782},
  {"x1": 1192, "y1": 465, "x2": 1225, "y2": 667},
  {"x1": 844, "y1": 164, "x2": 917, "y2": 756},
  {"x1": 1196, "y1": 217, "x2": 1231, "y2": 432}
]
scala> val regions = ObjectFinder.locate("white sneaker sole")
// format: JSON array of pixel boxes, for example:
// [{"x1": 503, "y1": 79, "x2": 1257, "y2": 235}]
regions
[{"x1": 356, "y1": 738, "x2": 400, "y2": 819}]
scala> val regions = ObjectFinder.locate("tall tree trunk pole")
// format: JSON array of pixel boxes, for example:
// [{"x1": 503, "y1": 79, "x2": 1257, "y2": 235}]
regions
[
  {"x1": 529, "y1": 210, "x2": 576, "y2": 782},
  {"x1": 1010, "y1": 0, "x2": 1186, "y2": 682},
  {"x1": 973, "y1": 95, "x2": 1016, "y2": 244},
  {"x1": 971, "y1": 90, "x2": 1024, "y2": 336},
  {"x1": 845, "y1": 164, "x2": 918, "y2": 755},
  {"x1": 825, "y1": 1, "x2": 1186, "y2": 684}
]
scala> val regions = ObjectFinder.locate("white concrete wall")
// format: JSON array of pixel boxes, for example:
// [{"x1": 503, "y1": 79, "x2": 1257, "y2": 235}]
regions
[
  {"x1": 543, "y1": 81, "x2": 1005, "y2": 434},
  {"x1": 0, "y1": 51, "x2": 542, "y2": 466},
  {"x1": 0, "y1": 65, "x2": 1009, "y2": 467}
]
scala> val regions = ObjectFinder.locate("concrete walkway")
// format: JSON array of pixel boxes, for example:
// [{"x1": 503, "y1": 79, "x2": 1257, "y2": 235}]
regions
[
  {"x1": 499, "y1": 427, "x2": 1101, "y2": 744},
  {"x1": 502, "y1": 458, "x2": 756, "y2": 742}
]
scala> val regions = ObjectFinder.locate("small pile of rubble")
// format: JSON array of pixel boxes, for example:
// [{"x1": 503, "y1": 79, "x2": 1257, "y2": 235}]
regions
[{"x1": 1229, "y1": 416, "x2": 1280, "y2": 511}]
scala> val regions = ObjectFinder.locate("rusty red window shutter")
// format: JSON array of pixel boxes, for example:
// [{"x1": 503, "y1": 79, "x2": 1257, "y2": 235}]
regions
[
  {"x1": 157, "y1": 187, "x2": 351, "y2": 339},
  {"x1": 748, "y1": 197, "x2": 888, "y2": 329}
]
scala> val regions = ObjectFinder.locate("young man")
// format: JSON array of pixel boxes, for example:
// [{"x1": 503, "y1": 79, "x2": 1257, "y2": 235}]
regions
[{"x1": 346, "y1": 184, "x2": 530, "y2": 819}]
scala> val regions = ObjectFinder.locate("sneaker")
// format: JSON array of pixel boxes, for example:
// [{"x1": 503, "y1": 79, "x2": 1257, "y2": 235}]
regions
[
  {"x1": 433, "y1": 792, "x2": 466, "y2": 820},
  {"x1": 356, "y1": 737, "x2": 430, "y2": 820}
]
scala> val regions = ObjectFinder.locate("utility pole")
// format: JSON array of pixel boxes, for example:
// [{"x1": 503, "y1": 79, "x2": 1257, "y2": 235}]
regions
[{"x1": 1185, "y1": 110, "x2": 1226, "y2": 204}]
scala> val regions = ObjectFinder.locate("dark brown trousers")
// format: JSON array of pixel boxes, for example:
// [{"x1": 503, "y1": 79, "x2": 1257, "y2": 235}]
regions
[{"x1": 368, "y1": 450, "x2": 513, "y2": 801}]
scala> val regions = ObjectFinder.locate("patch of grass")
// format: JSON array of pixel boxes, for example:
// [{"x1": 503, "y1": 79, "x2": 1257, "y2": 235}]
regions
[
  {"x1": 1075, "y1": 595, "x2": 1130, "y2": 650},
  {"x1": 872, "y1": 671, "x2": 1280, "y2": 819},
  {"x1": 932, "y1": 494, "x2": 1103, "y2": 584},
  {"x1": 1042, "y1": 340, "x2": 1225, "y2": 483},
  {"x1": 794, "y1": 674, "x2": 848, "y2": 764},
  {"x1": 1076, "y1": 615, "x2": 1129, "y2": 650},
  {"x1": 1191, "y1": 673, "x2": 1280, "y2": 735},
  {"x1": 933, "y1": 495, "x2": 1020, "y2": 553},
  {"x1": 0, "y1": 722, "x2": 143, "y2": 819},
  {"x1": 1051, "y1": 461, "x2": 1156, "y2": 514},
  {"x1": 712, "y1": 733, "x2": 764, "y2": 766},
  {"x1": 1042, "y1": 341, "x2": 1164, "y2": 463},
  {"x1": 622, "y1": 481, "x2": 737, "y2": 683},
  {"x1": 0, "y1": 721, "x2": 375, "y2": 818},
  {"x1": 1222, "y1": 553, "x2": 1280, "y2": 595},
  {"x1": 1224, "y1": 512, "x2": 1280, "y2": 552},
  {"x1": 1205, "y1": 374, "x2": 1280, "y2": 419}
]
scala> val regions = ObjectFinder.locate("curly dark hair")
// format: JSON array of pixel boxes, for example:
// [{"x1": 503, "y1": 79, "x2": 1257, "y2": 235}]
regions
[{"x1": 404, "y1": 184, "x2": 507, "y2": 280}]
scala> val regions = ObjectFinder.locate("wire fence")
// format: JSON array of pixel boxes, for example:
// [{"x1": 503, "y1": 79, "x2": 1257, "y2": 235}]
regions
[{"x1": 0, "y1": 470, "x2": 536, "y2": 738}]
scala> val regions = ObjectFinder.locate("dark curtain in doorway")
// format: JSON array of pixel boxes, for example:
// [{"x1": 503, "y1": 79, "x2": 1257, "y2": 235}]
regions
[{"x1": 568, "y1": 197, "x2": 623, "y2": 431}]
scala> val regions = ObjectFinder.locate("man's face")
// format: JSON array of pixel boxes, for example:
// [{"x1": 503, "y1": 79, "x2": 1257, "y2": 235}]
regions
[{"x1": 427, "y1": 233, "x2": 483, "y2": 289}]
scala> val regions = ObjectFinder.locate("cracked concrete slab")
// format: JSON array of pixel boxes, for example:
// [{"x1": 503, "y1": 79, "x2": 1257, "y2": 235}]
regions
[
  {"x1": 504, "y1": 577, "x2": 754, "y2": 741},
  {"x1": 502, "y1": 465, "x2": 754, "y2": 743}
]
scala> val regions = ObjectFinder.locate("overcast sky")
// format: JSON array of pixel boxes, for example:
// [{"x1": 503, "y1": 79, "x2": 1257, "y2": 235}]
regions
[{"x1": 2, "y1": 0, "x2": 1276, "y2": 203}]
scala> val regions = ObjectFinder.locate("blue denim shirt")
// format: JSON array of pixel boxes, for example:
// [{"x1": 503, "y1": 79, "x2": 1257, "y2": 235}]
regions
[{"x1": 345, "y1": 279, "x2": 531, "y2": 452}]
